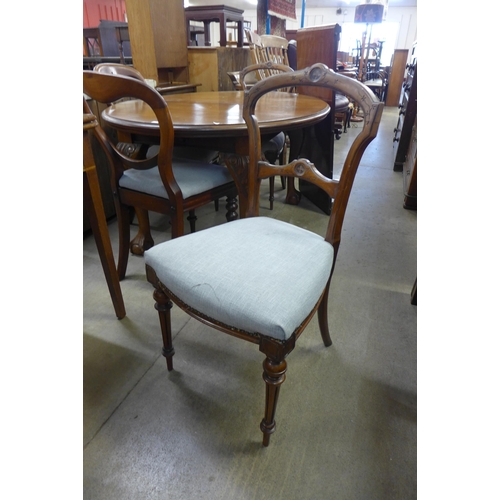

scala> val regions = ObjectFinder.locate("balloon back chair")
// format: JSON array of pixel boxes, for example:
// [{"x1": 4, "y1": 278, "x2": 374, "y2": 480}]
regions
[
  {"x1": 83, "y1": 71, "x2": 238, "y2": 280},
  {"x1": 144, "y1": 63, "x2": 384, "y2": 446}
]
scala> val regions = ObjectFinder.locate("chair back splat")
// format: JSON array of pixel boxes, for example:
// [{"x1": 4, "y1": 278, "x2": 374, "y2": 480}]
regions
[{"x1": 144, "y1": 63, "x2": 383, "y2": 446}]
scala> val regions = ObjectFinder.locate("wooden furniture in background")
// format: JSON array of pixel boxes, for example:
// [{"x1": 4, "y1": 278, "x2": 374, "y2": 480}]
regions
[
  {"x1": 393, "y1": 43, "x2": 417, "y2": 171},
  {"x1": 295, "y1": 24, "x2": 348, "y2": 214},
  {"x1": 403, "y1": 115, "x2": 417, "y2": 210},
  {"x1": 100, "y1": 90, "x2": 330, "y2": 224},
  {"x1": 93, "y1": 62, "x2": 200, "y2": 95},
  {"x1": 115, "y1": 25, "x2": 130, "y2": 64},
  {"x1": 246, "y1": 31, "x2": 290, "y2": 81},
  {"x1": 184, "y1": 5, "x2": 245, "y2": 47},
  {"x1": 83, "y1": 20, "x2": 130, "y2": 58},
  {"x1": 124, "y1": 0, "x2": 194, "y2": 88},
  {"x1": 83, "y1": 110, "x2": 126, "y2": 319},
  {"x1": 385, "y1": 49, "x2": 409, "y2": 107},
  {"x1": 187, "y1": 46, "x2": 252, "y2": 91},
  {"x1": 83, "y1": 27, "x2": 102, "y2": 56}
]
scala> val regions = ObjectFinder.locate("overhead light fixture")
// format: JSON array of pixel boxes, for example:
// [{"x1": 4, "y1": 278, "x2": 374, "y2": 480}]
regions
[{"x1": 354, "y1": 1, "x2": 385, "y2": 24}]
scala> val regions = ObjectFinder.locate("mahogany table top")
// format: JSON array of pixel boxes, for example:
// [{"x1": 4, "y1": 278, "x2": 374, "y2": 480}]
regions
[{"x1": 101, "y1": 90, "x2": 330, "y2": 139}]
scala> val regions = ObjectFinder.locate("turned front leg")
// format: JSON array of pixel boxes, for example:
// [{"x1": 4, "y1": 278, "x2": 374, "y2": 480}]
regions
[
  {"x1": 260, "y1": 357, "x2": 287, "y2": 446},
  {"x1": 153, "y1": 287, "x2": 175, "y2": 371}
]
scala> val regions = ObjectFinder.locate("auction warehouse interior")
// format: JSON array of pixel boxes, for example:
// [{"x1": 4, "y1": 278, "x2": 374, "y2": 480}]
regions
[{"x1": 82, "y1": 1, "x2": 418, "y2": 498}]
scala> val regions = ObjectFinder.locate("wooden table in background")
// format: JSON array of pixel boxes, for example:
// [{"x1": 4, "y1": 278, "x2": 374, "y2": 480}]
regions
[
  {"x1": 102, "y1": 90, "x2": 330, "y2": 217},
  {"x1": 101, "y1": 90, "x2": 330, "y2": 252}
]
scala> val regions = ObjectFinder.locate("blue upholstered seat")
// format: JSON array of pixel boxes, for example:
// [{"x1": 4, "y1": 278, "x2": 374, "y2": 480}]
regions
[
  {"x1": 144, "y1": 217, "x2": 334, "y2": 341},
  {"x1": 119, "y1": 159, "x2": 234, "y2": 199}
]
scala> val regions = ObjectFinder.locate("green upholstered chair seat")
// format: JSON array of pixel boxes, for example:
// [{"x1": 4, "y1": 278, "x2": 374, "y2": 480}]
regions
[
  {"x1": 144, "y1": 217, "x2": 334, "y2": 341},
  {"x1": 119, "y1": 159, "x2": 234, "y2": 199}
]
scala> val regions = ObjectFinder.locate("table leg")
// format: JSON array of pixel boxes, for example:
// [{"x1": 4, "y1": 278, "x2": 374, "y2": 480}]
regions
[
  {"x1": 285, "y1": 129, "x2": 305, "y2": 205},
  {"x1": 219, "y1": 16, "x2": 227, "y2": 47},
  {"x1": 219, "y1": 152, "x2": 250, "y2": 217},
  {"x1": 203, "y1": 21, "x2": 212, "y2": 46},
  {"x1": 237, "y1": 20, "x2": 244, "y2": 47},
  {"x1": 285, "y1": 178, "x2": 301, "y2": 205}
]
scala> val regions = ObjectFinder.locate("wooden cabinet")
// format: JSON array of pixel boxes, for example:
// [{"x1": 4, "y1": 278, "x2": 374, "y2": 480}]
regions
[
  {"x1": 296, "y1": 24, "x2": 341, "y2": 101},
  {"x1": 124, "y1": 0, "x2": 189, "y2": 84},
  {"x1": 392, "y1": 43, "x2": 417, "y2": 172},
  {"x1": 187, "y1": 47, "x2": 252, "y2": 92}
]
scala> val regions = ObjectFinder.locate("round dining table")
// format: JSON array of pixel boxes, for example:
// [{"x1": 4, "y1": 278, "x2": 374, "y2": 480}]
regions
[
  {"x1": 102, "y1": 90, "x2": 330, "y2": 139},
  {"x1": 101, "y1": 90, "x2": 331, "y2": 252}
]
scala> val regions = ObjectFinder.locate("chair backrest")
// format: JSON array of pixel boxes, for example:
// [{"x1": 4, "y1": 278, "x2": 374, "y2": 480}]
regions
[
  {"x1": 82, "y1": 71, "x2": 181, "y2": 205},
  {"x1": 94, "y1": 63, "x2": 146, "y2": 82},
  {"x1": 245, "y1": 31, "x2": 293, "y2": 90},
  {"x1": 245, "y1": 30, "x2": 268, "y2": 81},
  {"x1": 243, "y1": 63, "x2": 384, "y2": 253},
  {"x1": 260, "y1": 35, "x2": 290, "y2": 67}
]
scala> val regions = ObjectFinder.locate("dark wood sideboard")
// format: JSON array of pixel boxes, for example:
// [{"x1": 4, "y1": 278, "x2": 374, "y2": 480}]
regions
[
  {"x1": 392, "y1": 42, "x2": 417, "y2": 209},
  {"x1": 392, "y1": 43, "x2": 417, "y2": 172}
]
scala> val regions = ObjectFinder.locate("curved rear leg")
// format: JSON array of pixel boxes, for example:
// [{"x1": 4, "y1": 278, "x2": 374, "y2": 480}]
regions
[{"x1": 318, "y1": 277, "x2": 333, "y2": 347}]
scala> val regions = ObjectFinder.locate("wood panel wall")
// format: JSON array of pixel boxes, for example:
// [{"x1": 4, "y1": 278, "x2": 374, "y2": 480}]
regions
[{"x1": 83, "y1": 0, "x2": 127, "y2": 28}]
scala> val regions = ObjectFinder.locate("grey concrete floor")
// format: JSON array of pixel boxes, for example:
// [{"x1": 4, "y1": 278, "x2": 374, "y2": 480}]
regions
[{"x1": 83, "y1": 106, "x2": 417, "y2": 499}]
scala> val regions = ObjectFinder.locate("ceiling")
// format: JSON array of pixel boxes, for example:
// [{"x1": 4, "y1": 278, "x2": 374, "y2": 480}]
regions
[{"x1": 185, "y1": 1, "x2": 417, "y2": 11}]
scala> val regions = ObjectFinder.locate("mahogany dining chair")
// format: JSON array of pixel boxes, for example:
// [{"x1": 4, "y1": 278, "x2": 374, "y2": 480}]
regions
[
  {"x1": 83, "y1": 71, "x2": 238, "y2": 280},
  {"x1": 144, "y1": 63, "x2": 384, "y2": 446}
]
